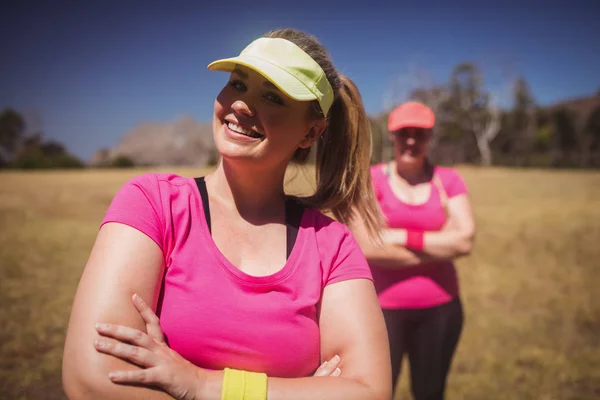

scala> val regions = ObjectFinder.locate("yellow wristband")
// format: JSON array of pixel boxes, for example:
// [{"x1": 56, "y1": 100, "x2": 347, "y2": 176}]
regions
[{"x1": 221, "y1": 368, "x2": 268, "y2": 400}]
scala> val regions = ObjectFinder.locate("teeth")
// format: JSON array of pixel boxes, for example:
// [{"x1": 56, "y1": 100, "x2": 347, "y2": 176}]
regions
[{"x1": 228, "y1": 122, "x2": 260, "y2": 138}]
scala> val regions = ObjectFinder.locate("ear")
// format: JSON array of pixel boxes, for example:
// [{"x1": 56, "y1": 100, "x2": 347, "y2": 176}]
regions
[{"x1": 298, "y1": 119, "x2": 327, "y2": 149}]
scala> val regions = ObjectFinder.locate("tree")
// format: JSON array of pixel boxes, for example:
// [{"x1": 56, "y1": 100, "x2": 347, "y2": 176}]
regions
[
  {"x1": 586, "y1": 105, "x2": 600, "y2": 149},
  {"x1": 111, "y1": 155, "x2": 135, "y2": 168},
  {"x1": 447, "y1": 63, "x2": 502, "y2": 166},
  {"x1": 0, "y1": 109, "x2": 25, "y2": 159},
  {"x1": 584, "y1": 105, "x2": 600, "y2": 166},
  {"x1": 41, "y1": 140, "x2": 67, "y2": 156},
  {"x1": 507, "y1": 77, "x2": 537, "y2": 165},
  {"x1": 551, "y1": 108, "x2": 578, "y2": 167},
  {"x1": 0, "y1": 108, "x2": 83, "y2": 169}
]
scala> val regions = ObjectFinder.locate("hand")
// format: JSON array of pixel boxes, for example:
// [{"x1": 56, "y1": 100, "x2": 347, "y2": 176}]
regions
[
  {"x1": 313, "y1": 354, "x2": 342, "y2": 377},
  {"x1": 381, "y1": 229, "x2": 407, "y2": 246},
  {"x1": 95, "y1": 293, "x2": 202, "y2": 400}
]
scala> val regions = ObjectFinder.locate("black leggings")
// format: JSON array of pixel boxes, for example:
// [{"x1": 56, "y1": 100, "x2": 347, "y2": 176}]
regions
[{"x1": 383, "y1": 298, "x2": 464, "y2": 400}]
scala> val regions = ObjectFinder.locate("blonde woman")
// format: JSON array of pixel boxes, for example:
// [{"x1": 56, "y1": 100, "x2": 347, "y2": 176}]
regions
[{"x1": 62, "y1": 29, "x2": 391, "y2": 400}]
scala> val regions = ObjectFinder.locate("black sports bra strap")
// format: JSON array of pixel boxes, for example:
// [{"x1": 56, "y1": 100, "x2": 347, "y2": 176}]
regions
[
  {"x1": 194, "y1": 177, "x2": 304, "y2": 260},
  {"x1": 194, "y1": 177, "x2": 211, "y2": 233},
  {"x1": 285, "y1": 197, "x2": 304, "y2": 259}
]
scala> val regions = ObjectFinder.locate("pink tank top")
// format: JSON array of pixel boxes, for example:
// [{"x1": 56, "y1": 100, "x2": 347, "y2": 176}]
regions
[{"x1": 369, "y1": 164, "x2": 468, "y2": 309}]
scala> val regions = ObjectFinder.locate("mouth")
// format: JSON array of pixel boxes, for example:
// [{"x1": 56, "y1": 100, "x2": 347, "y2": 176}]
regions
[
  {"x1": 402, "y1": 148, "x2": 421, "y2": 157},
  {"x1": 226, "y1": 121, "x2": 264, "y2": 139}
]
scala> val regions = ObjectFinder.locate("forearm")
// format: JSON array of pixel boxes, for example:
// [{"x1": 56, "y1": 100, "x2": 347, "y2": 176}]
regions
[
  {"x1": 422, "y1": 230, "x2": 473, "y2": 259},
  {"x1": 268, "y1": 375, "x2": 383, "y2": 400},
  {"x1": 65, "y1": 384, "x2": 173, "y2": 400},
  {"x1": 63, "y1": 358, "x2": 174, "y2": 400},
  {"x1": 199, "y1": 370, "x2": 384, "y2": 400},
  {"x1": 384, "y1": 228, "x2": 473, "y2": 260},
  {"x1": 362, "y1": 241, "x2": 432, "y2": 268}
]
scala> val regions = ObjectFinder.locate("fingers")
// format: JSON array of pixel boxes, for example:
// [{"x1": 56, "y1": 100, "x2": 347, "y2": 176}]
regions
[
  {"x1": 313, "y1": 354, "x2": 341, "y2": 377},
  {"x1": 108, "y1": 368, "x2": 159, "y2": 384},
  {"x1": 95, "y1": 337, "x2": 158, "y2": 368},
  {"x1": 132, "y1": 293, "x2": 165, "y2": 344},
  {"x1": 96, "y1": 323, "x2": 156, "y2": 350}
]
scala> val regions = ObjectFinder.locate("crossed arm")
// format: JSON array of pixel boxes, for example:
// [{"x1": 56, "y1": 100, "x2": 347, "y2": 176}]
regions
[
  {"x1": 349, "y1": 194, "x2": 476, "y2": 269},
  {"x1": 62, "y1": 223, "x2": 392, "y2": 400}
]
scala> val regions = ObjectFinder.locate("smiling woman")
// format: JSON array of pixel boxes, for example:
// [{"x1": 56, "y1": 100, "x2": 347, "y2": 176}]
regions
[{"x1": 61, "y1": 28, "x2": 391, "y2": 400}]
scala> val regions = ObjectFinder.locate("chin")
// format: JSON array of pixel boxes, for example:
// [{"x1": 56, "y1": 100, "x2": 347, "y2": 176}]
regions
[
  {"x1": 215, "y1": 138, "x2": 252, "y2": 161},
  {"x1": 398, "y1": 154, "x2": 420, "y2": 165},
  {"x1": 213, "y1": 131, "x2": 262, "y2": 165}
]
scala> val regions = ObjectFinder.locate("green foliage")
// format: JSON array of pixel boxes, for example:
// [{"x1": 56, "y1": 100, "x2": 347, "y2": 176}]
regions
[
  {"x1": 110, "y1": 155, "x2": 136, "y2": 168},
  {"x1": 585, "y1": 105, "x2": 600, "y2": 149},
  {"x1": 0, "y1": 108, "x2": 84, "y2": 169},
  {"x1": 439, "y1": 121, "x2": 464, "y2": 141},
  {"x1": 0, "y1": 109, "x2": 25, "y2": 154},
  {"x1": 534, "y1": 124, "x2": 554, "y2": 151},
  {"x1": 11, "y1": 146, "x2": 83, "y2": 169},
  {"x1": 552, "y1": 108, "x2": 578, "y2": 150}
]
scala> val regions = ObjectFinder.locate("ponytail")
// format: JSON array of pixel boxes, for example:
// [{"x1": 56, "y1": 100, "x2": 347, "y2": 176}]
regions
[
  {"x1": 263, "y1": 28, "x2": 383, "y2": 237},
  {"x1": 300, "y1": 75, "x2": 384, "y2": 237}
]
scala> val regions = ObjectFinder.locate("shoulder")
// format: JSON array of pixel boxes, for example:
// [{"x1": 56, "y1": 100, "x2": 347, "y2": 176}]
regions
[
  {"x1": 434, "y1": 166, "x2": 466, "y2": 184},
  {"x1": 302, "y1": 208, "x2": 354, "y2": 245},
  {"x1": 302, "y1": 209, "x2": 372, "y2": 285},
  {"x1": 433, "y1": 166, "x2": 468, "y2": 196},
  {"x1": 434, "y1": 166, "x2": 462, "y2": 179},
  {"x1": 304, "y1": 208, "x2": 347, "y2": 236},
  {"x1": 130, "y1": 172, "x2": 193, "y2": 186},
  {"x1": 303, "y1": 209, "x2": 359, "y2": 253},
  {"x1": 112, "y1": 172, "x2": 199, "y2": 213},
  {"x1": 369, "y1": 163, "x2": 388, "y2": 190},
  {"x1": 122, "y1": 172, "x2": 195, "y2": 193},
  {"x1": 370, "y1": 163, "x2": 387, "y2": 177}
]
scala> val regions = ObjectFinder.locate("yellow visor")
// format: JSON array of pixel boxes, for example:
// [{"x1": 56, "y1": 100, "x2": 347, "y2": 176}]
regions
[{"x1": 208, "y1": 37, "x2": 334, "y2": 116}]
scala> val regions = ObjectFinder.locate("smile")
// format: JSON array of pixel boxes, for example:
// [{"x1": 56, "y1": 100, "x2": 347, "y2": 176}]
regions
[{"x1": 227, "y1": 122, "x2": 264, "y2": 139}]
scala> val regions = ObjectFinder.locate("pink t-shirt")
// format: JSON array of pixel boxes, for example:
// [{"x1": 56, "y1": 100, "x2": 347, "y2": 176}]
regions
[
  {"x1": 370, "y1": 164, "x2": 468, "y2": 309},
  {"x1": 100, "y1": 173, "x2": 372, "y2": 378}
]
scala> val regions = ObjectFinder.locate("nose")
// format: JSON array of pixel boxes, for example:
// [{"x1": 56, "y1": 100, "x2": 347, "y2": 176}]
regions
[
  {"x1": 231, "y1": 99, "x2": 255, "y2": 118},
  {"x1": 405, "y1": 136, "x2": 416, "y2": 145}
]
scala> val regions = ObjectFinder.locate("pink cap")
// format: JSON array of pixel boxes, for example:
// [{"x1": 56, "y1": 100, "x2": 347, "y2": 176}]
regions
[{"x1": 388, "y1": 101, "x2": 435, "y2": 132}]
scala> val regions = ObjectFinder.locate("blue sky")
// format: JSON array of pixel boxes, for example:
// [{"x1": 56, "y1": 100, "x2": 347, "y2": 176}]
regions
[{"x1": 1, "y1": 0, "x2": 599, "y2": 160}]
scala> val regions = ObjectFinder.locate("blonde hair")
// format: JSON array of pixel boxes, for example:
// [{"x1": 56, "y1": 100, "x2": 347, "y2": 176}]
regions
[{"x1": 263, "y1": 28, "x2": 383, "y2": 237}]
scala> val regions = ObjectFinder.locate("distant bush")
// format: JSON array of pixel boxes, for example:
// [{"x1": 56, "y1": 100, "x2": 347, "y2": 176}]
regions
[
  {"x1": 534, "y1": 124, "x2": 554, "y2": 151},
  {"x1": 110, "y1": 155, "x2": 136, "y2": 168},
  {"x1": 10, "y1": 148, "x2": 84, "y2": 169}
]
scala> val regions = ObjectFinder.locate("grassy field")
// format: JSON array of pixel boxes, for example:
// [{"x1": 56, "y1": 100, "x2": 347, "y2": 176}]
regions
[{"x1": 1, "y1": 166, "x2": 599, "y2": 399}]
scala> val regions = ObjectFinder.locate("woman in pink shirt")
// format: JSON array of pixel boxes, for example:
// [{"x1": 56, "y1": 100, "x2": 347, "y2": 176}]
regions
[
  {"x1": 62, "y1": 29, "x2": 391, "y2": 400},
  {"x1": 351, "y1": 102, "x2": 476, "y2": 399}
]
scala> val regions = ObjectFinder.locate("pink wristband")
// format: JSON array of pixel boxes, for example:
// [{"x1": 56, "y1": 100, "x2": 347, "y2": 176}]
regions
[{"x1": 406, "y1": 229, "x2": 425, "y2": 251}]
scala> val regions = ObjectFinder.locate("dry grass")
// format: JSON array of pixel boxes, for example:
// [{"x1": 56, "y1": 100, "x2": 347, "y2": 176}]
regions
[{"x1": 0, "y1": 166, "x2": 599, "y2": 399}]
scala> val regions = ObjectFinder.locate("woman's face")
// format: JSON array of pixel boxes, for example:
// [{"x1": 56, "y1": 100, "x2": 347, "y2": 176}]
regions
[
  {"x1": 391, "y1": 127, "x2": 432, "y2": 166},
  {"x1": 213, "y1": 66, "x2": 325, "y2": 169}
]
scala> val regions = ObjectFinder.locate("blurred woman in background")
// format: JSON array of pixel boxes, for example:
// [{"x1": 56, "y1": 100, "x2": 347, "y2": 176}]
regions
[
  {"x1": 351, "y1": 101, "x2": 476, "y2": 400},
  {"x1": 62, "y1": 29, "x2": 391, "y2": 400}
]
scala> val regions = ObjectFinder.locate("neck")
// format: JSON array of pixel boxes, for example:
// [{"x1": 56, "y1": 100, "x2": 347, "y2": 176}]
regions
[
  {"x1": 207, "y1": 158, "x2": 287, "y2": 219},
  {"x1": 393, "y1": 159, "x2": 429, "y2": 185}
]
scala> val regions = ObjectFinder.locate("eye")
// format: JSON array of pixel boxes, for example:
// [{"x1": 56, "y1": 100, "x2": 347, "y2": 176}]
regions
[
  {"x1": 228, "y1": 80, "x2": 247, "y2": 91},
  {"x1": 264, "y1": 91, "x2": 285, "y2": 105}
]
